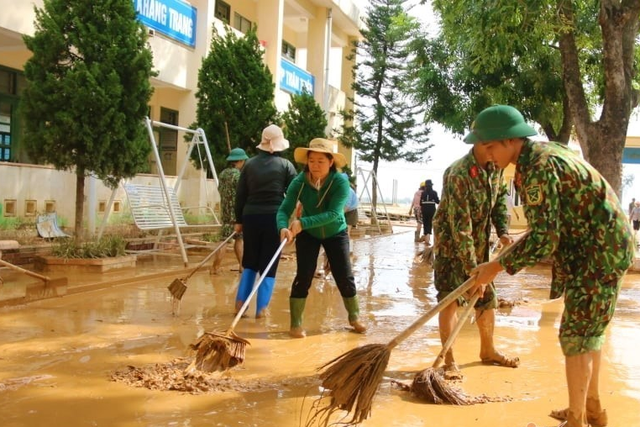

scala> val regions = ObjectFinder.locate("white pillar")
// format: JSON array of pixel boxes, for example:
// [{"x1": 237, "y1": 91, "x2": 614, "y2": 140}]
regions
[
  {"x1": 257, "y1": 0, "x2": 285, "y2": 93},
  {"x1": 307, "y1": 6, "x2": 329, "y2": 107}
]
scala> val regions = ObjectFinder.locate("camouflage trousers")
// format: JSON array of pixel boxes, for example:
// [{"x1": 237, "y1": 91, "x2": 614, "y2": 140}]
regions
[
  {"x1": 433, "y1": 256, "x2": 497, "y2": 310},
  {"x1": 560, "y1": 272, "x2": 623, "y2": 357}
]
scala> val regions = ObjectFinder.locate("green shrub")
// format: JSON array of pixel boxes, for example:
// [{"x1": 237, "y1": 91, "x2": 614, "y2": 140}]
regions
[
  {"x1": 51, "y1": 236, "x2": 127, "y2": 259},
  {"x1": 201, "y1": 232, "x2": 222, "y2": 242}
]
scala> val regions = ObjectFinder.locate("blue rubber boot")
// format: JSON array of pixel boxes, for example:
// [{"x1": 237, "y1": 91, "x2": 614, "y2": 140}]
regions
[
  {"x1": 235, "y1": 268, "x2": 257, "y2": 315},
  {"x1": 256, "y1": 276, "x2": 275, "y2": 318}
]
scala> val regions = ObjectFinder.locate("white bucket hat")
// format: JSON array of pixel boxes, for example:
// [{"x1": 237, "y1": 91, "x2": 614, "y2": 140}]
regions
[
  {"x1": 294, "y1": 138, "x2": 347, "y2": 168},
  {"x1": 256, "y1": 124, "x2": 289, "y2": 153}
]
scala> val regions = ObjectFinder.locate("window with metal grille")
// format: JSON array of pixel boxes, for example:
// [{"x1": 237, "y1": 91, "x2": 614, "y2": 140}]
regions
[
  {"x1": 234, "y1": 12, "x2": 252, "y2": 34},
  {"x1": 214, "y1": 0, "x2": 230, "y2": 23},
  {"x1": 282, "y1": 40, "x2": 296, "y2": 62}
]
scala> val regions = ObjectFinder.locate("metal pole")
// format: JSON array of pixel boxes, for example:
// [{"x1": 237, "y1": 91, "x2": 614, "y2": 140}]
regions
[{"x1": 145, "y1": 117, "x2": 189, "y2": 266}]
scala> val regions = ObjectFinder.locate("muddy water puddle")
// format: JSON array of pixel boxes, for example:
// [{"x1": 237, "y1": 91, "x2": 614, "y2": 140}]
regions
[{"x1": 0, "y1": 227, "x2": 639, "y2": 426}]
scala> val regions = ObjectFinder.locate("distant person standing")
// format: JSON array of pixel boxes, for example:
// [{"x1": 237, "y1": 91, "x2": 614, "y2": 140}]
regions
[
  {"x1": 420, "y1": 179, "x2": 440, "y2": 246},
  {"x1": 409, "y1": 182, "x2": 425, "y2": 242},
  {"x1": 212, "y1": 147, "x2": 248, "y2": 274},
  {"x1": 343, "y1": 175, "x2": 359, "y2": 237},
  {"x1": 629, "y1": 197, "x2": 636, "y2": 223},
  {"x1": 630, "y1": 201, "x2": 640, "y2": 242},
  {"x1": 234, "y1": 125, "x2": 297, "y2": 318}
]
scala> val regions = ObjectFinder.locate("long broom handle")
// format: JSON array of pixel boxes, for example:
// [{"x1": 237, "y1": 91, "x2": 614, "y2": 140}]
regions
[
  {"x1": 182, "y1": 232, "x2": 236, "y2": 281},
  {"x1": 386, "y1": 229, "x2": 530, "y2": 350},
  {"x1": 0, "y1": 258, "x2": 51, "y2": 283},
  {"x1": 228, "y1": 238, "x2": 288, "y2": 331},
  {"x1": 432, "y1": 291, "x2": 481, "y2": 369}
]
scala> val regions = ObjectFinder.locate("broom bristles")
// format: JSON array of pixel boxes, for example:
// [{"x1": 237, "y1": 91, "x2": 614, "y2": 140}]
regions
[
  {"x1": 187, "y1": 331, "x2": 250, "y2": 373},
  {"x1": 411, "y1": 367, "x2": 474, "y2": 405},
  {"x1": 307, "y1": 344, "x2": 390, "y2": 426}
]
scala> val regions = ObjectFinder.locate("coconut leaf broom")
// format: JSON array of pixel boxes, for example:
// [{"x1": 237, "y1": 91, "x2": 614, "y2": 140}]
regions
[
  {"x1": 308, "y1": 275, "x2": 478, "y2": 426},
  {"x1": 309, "y1": 230, "x2": 530, "y2": 425},
  {"x1": 185, "y1": 238, "x2": 288, "y2": 373},
  {"x1": 409, "y1": 291, "x2": 481, "y2": 405}
]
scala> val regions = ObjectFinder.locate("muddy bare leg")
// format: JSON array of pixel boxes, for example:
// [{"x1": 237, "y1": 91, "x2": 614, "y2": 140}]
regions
[
  {"x1": 565, "y1": 351, "x2": 594, "y2": 427},
  {"x1": 477, "y1": 307, "x2": 519, "y2": 367},
  {"x1": 234, "y1": 238, "x2": 243, "y2": 273},
  {"x1": 438, "y1": 301, "x2": 458, "y2": 369}
]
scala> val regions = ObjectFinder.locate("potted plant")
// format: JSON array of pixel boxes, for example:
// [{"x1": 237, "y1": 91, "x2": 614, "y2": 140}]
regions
[{"x1": 35, "y1": 235, "x2": 137, "y2": 273}]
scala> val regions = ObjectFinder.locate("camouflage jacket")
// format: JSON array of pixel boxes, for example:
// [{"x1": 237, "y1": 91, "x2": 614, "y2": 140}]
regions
[
  {"x1": 500, "y1": 141, "x2": 634, "y2": 298},
  {"x1": 434, "y1": 149, "x2": 509, "y2": 274},
  {"x1": 218, "y1": 166, "x2": 241, "y2": 226}
]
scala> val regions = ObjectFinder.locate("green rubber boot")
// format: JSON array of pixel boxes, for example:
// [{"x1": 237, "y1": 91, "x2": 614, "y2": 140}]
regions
[
  {"x1": 343, "y1": 296, "x2": 366, "y2": 333},
  {"x1": 289, "y1": 298, "x2": 307, "y2": 338}
]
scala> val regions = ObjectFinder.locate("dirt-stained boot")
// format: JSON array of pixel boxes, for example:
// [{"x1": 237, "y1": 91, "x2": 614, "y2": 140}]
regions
[
  {"x1": 343, "y1": 296, "x2": 366, "y2": 333},
  {"x1": 289, "y1": 298, "x2": 306, "y2": 338}
]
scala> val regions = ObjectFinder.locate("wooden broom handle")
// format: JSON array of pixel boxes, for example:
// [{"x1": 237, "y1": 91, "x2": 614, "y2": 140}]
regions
[
  {"x1": 183, "y1": 232, "x2": 236, "y2": 281},
  {"x1": 228, "y1": 238, "x2": 288, "y2": 330},
  {"x1": 386, "y1": 229, "x2": 530, "y2": 350},
  {"x1": 0, "y1": 258, "x2": 51, "y2": 282},
  {"x1": 387, "y1": 275, "x2": 476, "y2": 349},
  {"x1": 432, "y1": 291, "x2": 481, "y2": 369}
]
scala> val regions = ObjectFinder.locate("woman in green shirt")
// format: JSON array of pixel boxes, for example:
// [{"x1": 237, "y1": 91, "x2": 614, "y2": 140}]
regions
[{"x1": 277, "y1": 138, "x2": 366, "y2": 338}]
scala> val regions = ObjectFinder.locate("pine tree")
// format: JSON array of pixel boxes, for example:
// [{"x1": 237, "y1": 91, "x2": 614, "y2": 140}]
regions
[
  {"x1": 281, "y1": 90, "x2": 327, "y2": 167},
  {"x1": 21, "y1": 0, "x2": 155, "y2": 238},
  {"x1": 338, "y1": 0, "x2": 431, "y2": 215},
  {"x1": 195, "y1": 26, "x2": 277, "y2": 174}
]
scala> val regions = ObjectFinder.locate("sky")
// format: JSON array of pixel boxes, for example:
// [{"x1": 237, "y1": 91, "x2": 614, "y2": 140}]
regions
[{"x1": 349, "y1": 0, "x2": 640, "y2": 207}]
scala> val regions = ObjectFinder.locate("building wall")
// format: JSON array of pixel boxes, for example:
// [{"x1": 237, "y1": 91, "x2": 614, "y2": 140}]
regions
[{"x1": 0, "y1": 0, "x2": 362, "y2": 231}]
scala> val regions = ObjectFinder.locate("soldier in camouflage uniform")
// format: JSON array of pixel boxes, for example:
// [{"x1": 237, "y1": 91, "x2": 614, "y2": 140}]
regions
[
  {"x1": 212, "y1": 147, "x2": 248, "y2": 274},
  {"x1": 433, "y1": 142, "x2": 517, "y2": 377},
  {"x1": 471, "y1": 105, "x2": 634, "y2": 427}
]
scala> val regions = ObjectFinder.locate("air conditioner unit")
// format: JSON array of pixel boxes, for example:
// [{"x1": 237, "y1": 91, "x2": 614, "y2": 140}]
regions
[{"x1": 148, "y1": 28, "x2": 155, "y2": 37}]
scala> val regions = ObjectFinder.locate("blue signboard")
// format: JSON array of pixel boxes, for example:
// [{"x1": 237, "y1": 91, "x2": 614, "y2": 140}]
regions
[
  {"x1": 280, "y1": 59, "x2": 315, "y2": 95},
  {"x1": 134, "y1": 0, "x2": 197, "y2": 47},
  {"x1": 623, "y1": 147, "x2": 640, "y2": 164}
]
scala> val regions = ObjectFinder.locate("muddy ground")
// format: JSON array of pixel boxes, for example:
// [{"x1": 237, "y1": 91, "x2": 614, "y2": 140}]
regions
[{"x1": 0, "y1": 227, "x2": 638, "y2": 427}]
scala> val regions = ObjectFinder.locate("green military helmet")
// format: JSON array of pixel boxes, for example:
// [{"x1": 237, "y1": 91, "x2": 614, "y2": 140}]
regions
[
  {"x1": 226, "y1": 147, "x2": 249, "y2": 161},
  {"x1": 463, "y1": 105, "x2": 537, "y2": 144}
]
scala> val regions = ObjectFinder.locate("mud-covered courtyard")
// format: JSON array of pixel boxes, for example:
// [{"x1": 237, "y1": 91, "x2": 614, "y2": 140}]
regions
[{"x1": 0, "y1": 227, "x2": 639, "y2": 427}]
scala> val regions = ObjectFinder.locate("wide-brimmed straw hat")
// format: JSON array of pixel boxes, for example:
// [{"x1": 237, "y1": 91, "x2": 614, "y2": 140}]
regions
[
  {"x1": 294, "y1": 138, "x2": 347, "y2": 168},
  {"x1": 256, "y1": 124, "x2": 289, "y2": 153}
]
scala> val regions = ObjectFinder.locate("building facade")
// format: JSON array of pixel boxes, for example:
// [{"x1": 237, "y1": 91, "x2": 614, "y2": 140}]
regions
[{"x1": 0, "y1": 0, "x2": 362, "y2": 231}]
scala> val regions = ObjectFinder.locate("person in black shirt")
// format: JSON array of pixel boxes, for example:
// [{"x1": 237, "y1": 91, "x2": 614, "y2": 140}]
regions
[
  {"x1": 234, "y1": 124, "x2": 297, "y2": 318},
  {"x1": 420, "y1": 179, "x2": 440, "y2": 246}
]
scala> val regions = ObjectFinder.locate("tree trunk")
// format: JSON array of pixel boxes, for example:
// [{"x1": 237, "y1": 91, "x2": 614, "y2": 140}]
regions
[
  {"x1": 557, "y1": 0, "x2": 640, "y2": 196},
  {"x1": 583, "y1": 125, "x2": 625, "y2": 193},
  {"x1": 75, "y1": 169, "x2": 86, "y2": 240}
]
